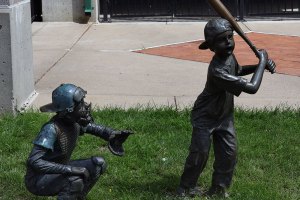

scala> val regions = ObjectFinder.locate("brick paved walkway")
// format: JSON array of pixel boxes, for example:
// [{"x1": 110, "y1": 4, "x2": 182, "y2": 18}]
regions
[{"x1": 136, "y1": 32, "x2": 300, "y2": 77}]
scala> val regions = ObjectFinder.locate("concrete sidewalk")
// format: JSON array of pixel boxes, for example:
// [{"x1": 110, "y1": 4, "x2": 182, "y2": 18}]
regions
[{"x1": 31, "y1": 21, "x2": 300, "y2": 109}]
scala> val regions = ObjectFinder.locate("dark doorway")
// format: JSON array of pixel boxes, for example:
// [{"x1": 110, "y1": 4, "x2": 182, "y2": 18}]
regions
[{"x1": 31, "y1": 0, "x2": 43, "y2": 22}]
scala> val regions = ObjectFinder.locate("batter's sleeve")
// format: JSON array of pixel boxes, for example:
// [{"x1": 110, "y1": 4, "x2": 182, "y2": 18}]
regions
[{"x1": 213, "y1": 68, "x2": 247, "y2": 96}]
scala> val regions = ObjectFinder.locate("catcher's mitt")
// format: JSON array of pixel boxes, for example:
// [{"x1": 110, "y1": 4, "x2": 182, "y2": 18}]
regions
[{"x1": 108, "y1": 130, "x2": 133, "y2": 156}]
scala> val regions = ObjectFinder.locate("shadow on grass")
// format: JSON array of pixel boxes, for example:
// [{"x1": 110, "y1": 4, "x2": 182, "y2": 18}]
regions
[{"x1": 105, "y1": 173, "x2": 181, "y2": 198}]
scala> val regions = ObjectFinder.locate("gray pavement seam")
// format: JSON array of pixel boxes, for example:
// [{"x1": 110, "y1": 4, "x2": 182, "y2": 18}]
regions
[{"x1": 34, "y1": 23, "x2": 93, "y2": 84}]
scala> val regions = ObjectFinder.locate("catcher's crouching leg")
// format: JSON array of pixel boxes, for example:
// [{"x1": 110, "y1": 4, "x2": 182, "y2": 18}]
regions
[{"x1": 77, "y1": 156, "x2": 107, "y2": 200}]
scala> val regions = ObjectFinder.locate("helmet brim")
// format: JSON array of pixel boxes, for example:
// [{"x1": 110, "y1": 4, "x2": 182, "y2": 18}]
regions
[{"x1": 40, "y1": 103, "x2": 59, "y2": 112}]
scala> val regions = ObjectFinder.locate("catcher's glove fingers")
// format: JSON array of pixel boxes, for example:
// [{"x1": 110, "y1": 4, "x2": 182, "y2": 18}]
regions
[{"x1": 267, "y1": 59, "x2": 276, "y2": 74}]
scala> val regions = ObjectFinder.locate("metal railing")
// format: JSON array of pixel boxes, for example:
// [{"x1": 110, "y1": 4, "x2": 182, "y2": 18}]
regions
[
  {"x1": 244, "y1": 0, "x2": 300, "y2": 17},
  {"x1": 99, "y1": 0, "x2": 300, "y2": 22},
  {"x1": 174, "y1": 0, "x2": 237, "y2": 17}
]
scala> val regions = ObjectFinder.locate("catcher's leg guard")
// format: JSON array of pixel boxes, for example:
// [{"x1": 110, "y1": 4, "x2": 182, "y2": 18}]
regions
[
  {"x1": 78, "y1": 156, "x2": 107, "y2": 199},
  {"x1": 67, "y1": 157, "x2": 106, "y2": 199}
]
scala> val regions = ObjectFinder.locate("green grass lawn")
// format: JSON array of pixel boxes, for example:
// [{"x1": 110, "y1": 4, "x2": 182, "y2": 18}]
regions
[{"x1": 0, "y1": 107, "x2": 299, "y2": 200}]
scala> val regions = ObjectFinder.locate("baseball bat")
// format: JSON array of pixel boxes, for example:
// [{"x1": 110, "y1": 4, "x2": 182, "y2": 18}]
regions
[{"x1": 208, "y1": 0, "x2": 260, "y2": 58}]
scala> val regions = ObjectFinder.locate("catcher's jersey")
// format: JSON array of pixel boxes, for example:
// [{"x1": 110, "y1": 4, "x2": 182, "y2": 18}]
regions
[
  {"x1": 33, "y1": 117, "x2": 82, "y2": 164},
  {"x1": 191, "y1": 54, "x2": 247, "y2": 130}
]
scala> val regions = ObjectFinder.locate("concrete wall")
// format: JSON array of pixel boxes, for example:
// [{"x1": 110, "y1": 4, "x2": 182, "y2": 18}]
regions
[
  {"x1": 0, "y1": 13, "x2": 13, "y2": 112},
  {"x1": 0, "y1": 0, "x2": 36, "y2": 114},
  {"x1": 42, "y1": 0, "x2": 97, "y2": 23}
]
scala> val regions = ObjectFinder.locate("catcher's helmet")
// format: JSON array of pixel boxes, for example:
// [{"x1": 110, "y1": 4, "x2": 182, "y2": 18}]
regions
[{"x1": 40, "y1": 83, "x2": 87, "y2": 113}]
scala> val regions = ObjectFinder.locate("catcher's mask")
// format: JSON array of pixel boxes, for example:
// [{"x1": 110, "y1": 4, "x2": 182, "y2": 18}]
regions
[{"x1": 73, "y1": 101, "x2": 93, "y2": 126}]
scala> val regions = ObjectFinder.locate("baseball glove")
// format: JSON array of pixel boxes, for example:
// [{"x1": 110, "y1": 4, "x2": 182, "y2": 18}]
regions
[{"x1": 108, "y1": 130, "x2": 133, "y2": 156}]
